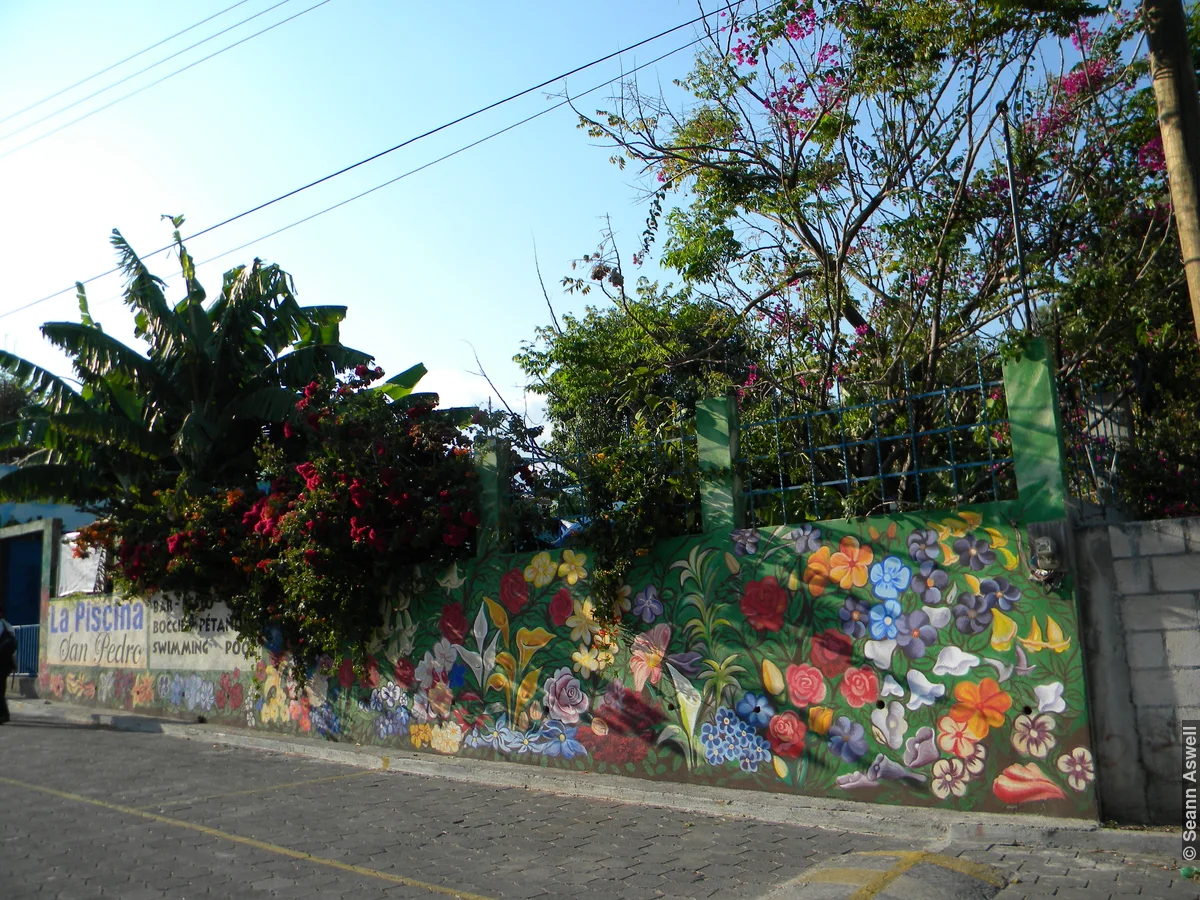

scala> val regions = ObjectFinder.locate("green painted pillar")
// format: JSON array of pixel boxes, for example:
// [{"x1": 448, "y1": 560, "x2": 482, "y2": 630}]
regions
[
  {"x1": 477, "y1": 438, "x2": 510, "y2": 555},
  {"x1": 1002, "y1": 337, "x2": 1069, "y2": 523},
  {"x1": 695, "y1": 394, "x2": 744, "y2": 532}
]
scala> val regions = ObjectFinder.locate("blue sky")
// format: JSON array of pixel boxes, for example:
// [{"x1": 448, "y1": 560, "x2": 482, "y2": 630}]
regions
[{"x1": 0, "y1": 1, "x2": 716, "y2": 416}]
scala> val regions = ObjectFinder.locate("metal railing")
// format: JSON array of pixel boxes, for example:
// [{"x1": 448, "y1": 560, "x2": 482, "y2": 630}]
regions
[
  {"x1": 736, "y1": 365, "x2": 1016, "y2": 526},
  {"x1": 13, "y1": 624, "x2": 38, "y2": 676}
]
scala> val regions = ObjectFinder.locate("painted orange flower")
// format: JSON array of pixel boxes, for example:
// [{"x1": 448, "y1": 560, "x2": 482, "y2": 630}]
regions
[
  {"x1": 802, "y1": 546, "x2": 833, "y2": 597},
  {"x1": 131, "y1": 673, "x2": 155, "y2": 707},
  {"x1": 949, "y1": 677, "x2": 1012, "y2": 739},
  {"x1": 829, "y1": 536, "x2": 873, "y2": 590}
]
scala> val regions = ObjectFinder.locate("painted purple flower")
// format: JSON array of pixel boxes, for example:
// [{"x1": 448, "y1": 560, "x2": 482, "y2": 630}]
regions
[
  {"x1": 907, "y1": 528, "x2": 940, "y2": 562},
  {"x1": 542, "y1": 667, "x2": 590, "y2": 725},
  {"x1": 828, "y1": 716, "x2": 868, "y2": 763},
  {"x1": 839, "y1": 597, "x2": 871, "y2": 639},
  {"x1": 867, "y1": 753, "x2": 926, "y2": 784},
  {"x1": 912, "y1": 561, "x2": 949, "y2": 605},
  {"x1": 952, "y1": 592, "x2": 993, "y2": 635},
  {"x1": 980, "y1": 577, "x2": 1021, "y2": 611},
  {"x1": 788, "y1": 524, "x2": 823, "y2": 554},
  {"x1": 730, "y1": 528, "x2": 760, "y2": 556},
  {"x1": 894, "y1": 610, "x2": 937, "y2": 659},
  {"x1": 953, "y1": 533, "x2": 996, "y2": 571},
  {"x1": 631, "y1": 585, "x2": 663, "y2": 623}
]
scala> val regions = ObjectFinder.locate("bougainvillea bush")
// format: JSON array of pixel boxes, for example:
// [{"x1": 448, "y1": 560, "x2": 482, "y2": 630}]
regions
[{"x1": 90, "y1": 364, "x2": 482, "y2": 666}]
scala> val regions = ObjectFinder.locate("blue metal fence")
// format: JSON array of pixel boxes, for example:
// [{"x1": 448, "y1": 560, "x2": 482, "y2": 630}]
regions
[
  {"x1": 736, "y1": 364, "x2": 1015, "y2": 526},
  {"x1": 13, "y1": 624, "x2": 39, "y2": 676}
]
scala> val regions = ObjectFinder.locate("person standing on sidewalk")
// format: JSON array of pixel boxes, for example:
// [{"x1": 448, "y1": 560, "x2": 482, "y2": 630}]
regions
[{"x1": 0, "y1": 616, "x2": 16, "y2": 723}]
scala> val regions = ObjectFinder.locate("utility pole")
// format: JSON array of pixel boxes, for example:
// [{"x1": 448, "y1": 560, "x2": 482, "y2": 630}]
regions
[{"x1": 1144, "y1": 0, "x2": 1200, "y2": 347}]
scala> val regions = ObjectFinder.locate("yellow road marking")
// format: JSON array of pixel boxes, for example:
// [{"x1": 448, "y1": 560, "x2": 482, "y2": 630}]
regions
[
  {"x1": 799, "y1": 867, "x2": 879, "y2": 886},
  {"x1": 132, "y1": 769, "x2": 377, "y2": 810},
  {"x1": 856, "y1": 850, "x2": 1006, "y2": 886},
  {"x1": 0, "y1": 776, "x2": 493, "y2": 900},
  {"x1": 788, "y1": 850, "x2": 1006, "y2": 899}
]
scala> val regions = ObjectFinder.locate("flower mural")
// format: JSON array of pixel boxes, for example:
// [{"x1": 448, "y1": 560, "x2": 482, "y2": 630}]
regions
[{"x1": 40, "y1": 508, "x2": 1096, "y2": 818}]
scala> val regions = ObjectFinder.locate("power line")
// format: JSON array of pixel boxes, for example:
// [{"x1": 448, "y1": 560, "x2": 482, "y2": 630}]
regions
[
  {"x1": 0, "y1": 0, "x2": 318, "y2": 157},
  {"x1": 1, "y1": 2, "x2": 746, "y2": 320},
  {"x1": 0, "y1": 0, "x2": 256, "y2": 128}
]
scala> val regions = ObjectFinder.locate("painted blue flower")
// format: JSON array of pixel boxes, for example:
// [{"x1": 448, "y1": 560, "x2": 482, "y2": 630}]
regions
[
  {"x1": 310, "y1": 703, "x2": 341, "y2": 737},
  {"x1": 828, "y1": 716, "x2": 868, "y2": 764},
  {"x1": 631, "y1": 585, "x2": 663, "y2": 623},
  {"x1": 952, "y1": 592, "x2": 992, "y2": 635},
  {"x1": 735, "y1": 692, "x2": 775, "y2": 729},
  {"x1": 869, "y1": 556, "x2": 912, "y2": 601},
  {"x1": 375, "y1": 707, "x2": 410, "y2": 739},
  {"x1": 466, "y1": 716, "x2": 502, "y2": 750},
  {"x1": 868, "y1": 598, "x2": 903, "y2": 640},
  {"x1": 539, "y1": 720, "x2": 587, "y2": 759},
  {"x1": 156, "y1": 675, "x2": 170, "y2": 699},
  {"x1": 953, "y1": 533, "x2": 996, "y2": 571},
  {"x1": 894, "y1": 610, "x2": 937, "y2": 660},
  {"x1": 498, "y1": 725, "x2": 545, "y2": 755},
  {"x1": 699, "y1": 706, "x2": 773, "y2": 771},
  {"x1": 448, "y1": 661, "x2": 467, "y2": 690},
  {"x1": 168, "y1": 674, "x2": 185, "y2": 707},
  {"x1": 839, "y1": 597, "x2": 871, "y2": 639}
]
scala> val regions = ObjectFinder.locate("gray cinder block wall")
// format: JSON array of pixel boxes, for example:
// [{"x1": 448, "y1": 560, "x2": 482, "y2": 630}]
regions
[{"x1": 1075, "y1": 517, "x2": 1200, "y2": 824}]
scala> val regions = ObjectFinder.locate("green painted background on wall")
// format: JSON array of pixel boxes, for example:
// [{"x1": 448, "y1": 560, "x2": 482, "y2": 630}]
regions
[{"x1": 38, "y1": 503, "x2": 1097, "y2": 818}]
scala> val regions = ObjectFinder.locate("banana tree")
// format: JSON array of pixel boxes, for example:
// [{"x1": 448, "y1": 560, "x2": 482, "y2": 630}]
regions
[{"x1": 0, "y1": 216, "x2": 373, "y2": 510}]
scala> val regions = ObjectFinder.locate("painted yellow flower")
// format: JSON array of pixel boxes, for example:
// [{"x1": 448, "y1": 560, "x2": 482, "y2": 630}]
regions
[
  {"x1": 990, "y1": 609, "x2": 1018, "y2": 652},
  {"x1": 430, "y1": 722, "x2": 464, "y2": 754},
  {"x1": 409, "y1": 723, "x2": 432, "y2": 749},
  {"x1": 557, "y1": 549, "x2": 589, "y2": 585},
  {"x1": 572, "y1": 643, "x2": 600, "y2": 676},
  {"x1": 566, "y1": 597, "x2": 601, "y2": 644},
  {"x1": 808, "y1": 705, "x2": 834, "y2": 735},
  {"x1": 762, "y1": 659, "x2": 785, "y2": 696},
  {"x1": 524, "y1": 551, "x2": 556, "y2": 588},
  {"x1": 259, "y1": 666, "x2": 289, "y2": 725}
]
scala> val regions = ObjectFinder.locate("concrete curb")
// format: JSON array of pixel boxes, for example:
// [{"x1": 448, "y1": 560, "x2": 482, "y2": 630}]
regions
[{"x1": 7, "y1": 697, "x2": 1183, "y2": 861}]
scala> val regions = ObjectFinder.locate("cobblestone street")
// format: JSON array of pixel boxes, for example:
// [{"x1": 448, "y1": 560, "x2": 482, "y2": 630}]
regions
[{"x1": 1, "y1": 718, "x2": 1197, "y2": 900}]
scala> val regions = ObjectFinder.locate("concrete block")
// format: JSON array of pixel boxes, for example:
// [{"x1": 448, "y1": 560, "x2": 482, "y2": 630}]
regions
[
  {"x1": 1130, "y1": 520, "x2": 1190, "y2": 556},
  {"x1": 1135, "y1": 707, "x2": 1179, "y2": 780},
  {"x1": 1108, "y1": 525, "x2": 1133, "y2": 559},
  {"x1": 1130, "y1": 668, "x2": 1175, "y2": 708},
  {"x1": 1165, "y1": 629, "x2": 1200, "y2": 668},
  {"x1": 1145, "y1": 776, "x2": 1184, "y2": 825},
  {"x1": 1113, "y1": 557, "x2": 1152, "y2": 594},
  {"x1": 1174, "y1": 667, "x2": 1200, "y2": 705},
  {"x1": 1151, "y1": 555, "x2": 1200, "y2": 592},
  {"x1": 1120, "y1": 593, "x2": 1200, "y2": 631},
  {"x1": 1125, "y1": 631, "x2": 1166, "y2": 669}
]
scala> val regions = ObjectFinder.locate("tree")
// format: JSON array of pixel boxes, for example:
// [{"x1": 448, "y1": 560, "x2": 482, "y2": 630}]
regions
[
  {"x1": 0, "y1": 217, "x2": 372, "y2": 510},
  {"x1": 567, "y1": 0, "x2": 1198, "y2": 517}
]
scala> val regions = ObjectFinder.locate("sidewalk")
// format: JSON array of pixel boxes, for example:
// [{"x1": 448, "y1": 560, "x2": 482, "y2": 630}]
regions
[{"x1": 5, "y1": 695, "x2": 1198, "y2": 900}]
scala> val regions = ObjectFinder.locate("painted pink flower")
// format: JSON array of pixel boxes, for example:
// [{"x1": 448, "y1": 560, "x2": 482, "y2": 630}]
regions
[
  {"x1": 630, "y1": 623, "x2": 671, "y2": 692},
  {"x1": 1056, "y1": 747, "x2": 1095, "y2": 791}
]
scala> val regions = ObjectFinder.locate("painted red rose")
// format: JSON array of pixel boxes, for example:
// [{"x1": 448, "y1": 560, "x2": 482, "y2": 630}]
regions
[
  {"x1": 359, "y1": 655, "x2": 381, "y2": 690},
  {"x1": 785, "y1": 663, "x2": 828, "y2": 707},
  {"x1": 394, "y1": 658, "x2": 415, "y2": 688},
  {"x1": 810, "y1": 629, "x2": 853, "y2": 678},
  {"x1": 500, "y1": 568, "x2": 529, "y2": 615},
  {"x1": 740, "y1": 576, "x2": 788, "y2": 632},
  {"x1": 767, "y1": 711, "x2": 808, "y2": 758},
  {"x1": 839, "y1": 666, "x2": 879, "y2": 708},
  {"x1": 337, "y1": 657, "x2": 356, "y2": 689},
  {"x1": 549, "y1": 588, "x2": 573, "y2": 628},
  {"x1": 439, "y1": 602, "x2": 469, "y2": 644}
]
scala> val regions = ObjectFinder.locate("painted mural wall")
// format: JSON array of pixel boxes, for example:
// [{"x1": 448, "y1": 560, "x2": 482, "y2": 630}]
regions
[{"x1": 39, "y1": 502, "x2": 1097, "y2": 817}]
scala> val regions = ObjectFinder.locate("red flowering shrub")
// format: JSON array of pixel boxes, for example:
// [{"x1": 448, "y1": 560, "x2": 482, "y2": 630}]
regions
[{"x1": 105, "y1": 365, "x2": 481, "y2": 670}]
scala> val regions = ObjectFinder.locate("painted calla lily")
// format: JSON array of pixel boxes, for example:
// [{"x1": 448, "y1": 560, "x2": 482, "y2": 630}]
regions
[
  {"x1": 864, "y1": 639, "x2": 897, "y2": 670},
  {"x1": 933, "y1": 645, "x2": 980, "y2": 676},
  {"x1": 881, "y1": 674, "x2": 905, "y2": 698},
  {"x1": 1035, "y1": 681, "x2": 1067, "y2": 713},
  {"x1": 1018, "y1": 616, "x2": 1072, "y2": 653},
  {"x1": 905, "y1": 669, "x2": 945, "y2": 710},
  {"x1": 990, "y1": 608, "x2": 1018, "y2": 651}
]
